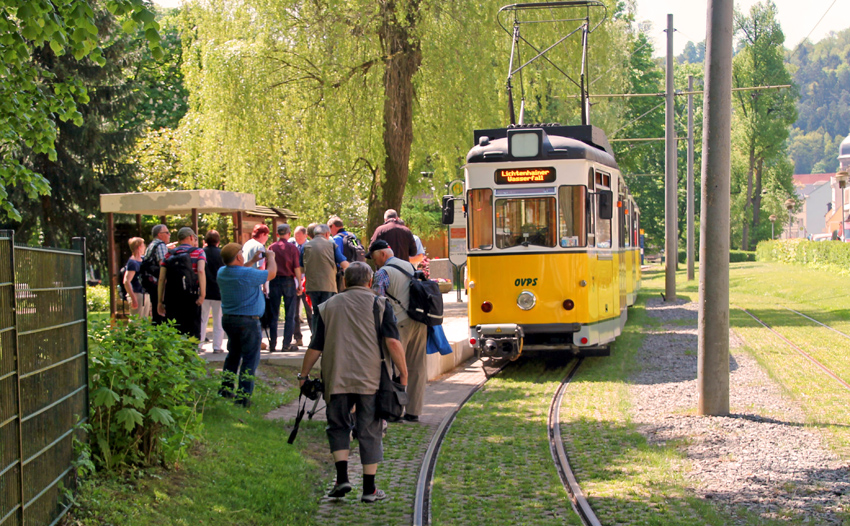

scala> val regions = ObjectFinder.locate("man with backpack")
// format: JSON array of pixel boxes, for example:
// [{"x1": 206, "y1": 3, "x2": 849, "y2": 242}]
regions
[
  {"x1": 141, "y1": 224, "x2": 172, "y2": 324},
  {"x1": 328, "y1": 216, "x2": 365, "y2": 292},
  {"x1": 156, "y1": 227, "x2": 207, "y2": 339},
  {"x1": 368, "y1": 240, "x2": 428, "y2": 423}
]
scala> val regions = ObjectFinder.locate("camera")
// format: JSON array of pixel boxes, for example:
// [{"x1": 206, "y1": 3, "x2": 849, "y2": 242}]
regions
[{"x1": 300, "y1": 378, "x2": 324, "y2": 401}]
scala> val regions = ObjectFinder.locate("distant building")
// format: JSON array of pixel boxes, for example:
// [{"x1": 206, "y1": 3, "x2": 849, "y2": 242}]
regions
[
  {"x1": 825, "y1": 132, "x2": 850, "y2": 239},
  {"x1": 788, "y1": 132, "x2": 850, "y2": 240}
]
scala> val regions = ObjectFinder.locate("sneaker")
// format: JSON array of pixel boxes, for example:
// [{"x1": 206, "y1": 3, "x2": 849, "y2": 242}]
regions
[
  {"x1": 282, "y1": 344, "x2": 300, "y2": 353},
  {"x1": 212, "y1": 348, "x2": 224, "y2": 354},
  {"x1": 328, "y1": 482, "x2": 352, "y2": 498},
  {"x1": 403, "y1": 413, "x2": 419, "y2": 422},
  {"x1": 361, "y1": 489, "x2": 387, "y2": 503}
]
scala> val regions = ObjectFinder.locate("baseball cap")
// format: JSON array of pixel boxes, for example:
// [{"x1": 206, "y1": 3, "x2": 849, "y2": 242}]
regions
[
  {"x1": 367, "y1": 239, "x2": 390, "y2": 259},
  {"x1": 221, "y1": 243, "x2": 243, "y2": 264}
]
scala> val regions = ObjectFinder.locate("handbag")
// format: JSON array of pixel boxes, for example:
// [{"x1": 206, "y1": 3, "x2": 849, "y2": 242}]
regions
[
  {"x1": 426, "y1": 325, "x2": 453, "y2": 355},
  {"x1": 372, "y1": 297, "x2": 408, "y2": 421}
]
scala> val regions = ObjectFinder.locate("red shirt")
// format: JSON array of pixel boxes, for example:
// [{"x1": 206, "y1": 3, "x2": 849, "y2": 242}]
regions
[{"x1": 269, "y1": 238, "x2": 300, "y2": 278}]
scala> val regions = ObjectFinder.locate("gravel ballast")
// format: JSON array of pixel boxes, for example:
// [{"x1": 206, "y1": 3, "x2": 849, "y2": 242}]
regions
[{"x1": 630, "y1": 297, "x2": 850, "y2": 523}]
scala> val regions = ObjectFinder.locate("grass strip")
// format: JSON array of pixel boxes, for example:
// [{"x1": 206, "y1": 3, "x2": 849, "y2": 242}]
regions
[{"x1": 431, "y1": 358, "x2": 582, "y2": 526}]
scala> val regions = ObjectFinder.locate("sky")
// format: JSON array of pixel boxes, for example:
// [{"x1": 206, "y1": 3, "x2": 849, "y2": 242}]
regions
[
  {"x1": 152, "y1": 0, "x2": 849, "y2": 55},
  {"x1": 635, "y1": 0, "x2": 849, "y2": 55}
]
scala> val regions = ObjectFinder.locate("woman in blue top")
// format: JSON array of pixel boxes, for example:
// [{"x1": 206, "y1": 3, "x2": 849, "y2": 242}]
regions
[{"x1": 123, "y1": 237, "x2": 150, "y2": 318}]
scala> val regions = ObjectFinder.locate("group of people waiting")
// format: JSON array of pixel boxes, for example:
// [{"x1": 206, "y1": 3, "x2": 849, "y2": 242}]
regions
[{"x1": 121, "y1": 210, "x2": 430, "y2": 502}]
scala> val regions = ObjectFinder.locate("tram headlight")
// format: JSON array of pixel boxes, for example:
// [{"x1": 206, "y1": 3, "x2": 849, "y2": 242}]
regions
[{"x1": 516, "y1": 291, "x2": 536, "y2": 310}]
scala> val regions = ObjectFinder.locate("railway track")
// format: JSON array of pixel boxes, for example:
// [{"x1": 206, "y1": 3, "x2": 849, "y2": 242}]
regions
[
  {"x1": 738, "y1": 307, "x2": 850, "y2": 392},
  {"x1": 782, "y1": 306, "x2": 850, "y2": 341},
  {"x1": 412, "y1": 357, "x2": 600, "y2": 526}
]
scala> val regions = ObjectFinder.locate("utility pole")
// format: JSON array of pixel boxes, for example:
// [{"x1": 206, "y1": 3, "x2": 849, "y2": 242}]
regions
[
  {"x1": 698, "y1": 0, "x2": 733, "y2": 416},
  {"x1": 665, "y1": 14, "x2": 677, "y2": 301},
  {"x1": 687, "y1": 75, "x2": 695, "y2": 281}
]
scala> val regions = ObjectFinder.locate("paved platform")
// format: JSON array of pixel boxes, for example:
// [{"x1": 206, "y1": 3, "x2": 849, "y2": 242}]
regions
[{"x1": 201, "y1": 290, "x2": 475, "y2": 378}]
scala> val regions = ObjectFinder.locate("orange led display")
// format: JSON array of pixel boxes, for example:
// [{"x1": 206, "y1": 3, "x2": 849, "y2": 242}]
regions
[{"x1": 494, "y1": 167, "x2": 556, "y2": 184}]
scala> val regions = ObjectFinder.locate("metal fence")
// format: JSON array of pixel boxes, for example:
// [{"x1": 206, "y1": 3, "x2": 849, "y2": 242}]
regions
[{"x1": 0, "y1": 231, "x2": 88, "y2": 526}]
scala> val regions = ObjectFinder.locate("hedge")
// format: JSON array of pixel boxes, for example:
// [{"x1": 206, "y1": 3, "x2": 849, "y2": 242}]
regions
[
  {"x1": 677, "y1": 249, "x2": 756, "y2": 264},
  {"x1": 756, "y1": 239, "x2": 850, "y2": 273}
]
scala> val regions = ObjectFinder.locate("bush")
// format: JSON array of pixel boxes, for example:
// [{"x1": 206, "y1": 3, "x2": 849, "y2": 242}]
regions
[
  {"x1": 86, "y1": 285, "x2": 110, "y2": 313},
  {"x1": 756, "y1": 239, "x2": 850, "y2": 273},
  {"x1": 677, "y1": 249, "x2": 755, "y2": 264},
  {"x1": 87, "y1": 317, "x2": 214, "y2": 470}
]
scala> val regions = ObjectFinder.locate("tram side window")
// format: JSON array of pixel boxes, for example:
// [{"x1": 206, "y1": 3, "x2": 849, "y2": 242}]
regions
[
  {"x1": 558, "y1": 186, "x2": 587, "y2": 247},
  {"x1": 596, "y1": 191, "x2": 612, "y2": 248},
  {"x1": 468, "y1": 189, "x2": 493, "y2": 250},
  {"x1": 495, "y1": 197, "x2": 556, "y2": 248}
]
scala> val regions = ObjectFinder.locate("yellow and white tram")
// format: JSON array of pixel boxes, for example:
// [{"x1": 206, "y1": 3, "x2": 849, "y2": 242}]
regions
[{"x1": 449, "y1": 124, "x2": 640, "y2": 359}]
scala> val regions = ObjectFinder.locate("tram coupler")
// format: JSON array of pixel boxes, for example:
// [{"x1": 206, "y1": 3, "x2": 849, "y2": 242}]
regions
[{"x1": 475, "y1": 324, "x2": 524, "y2": 361}]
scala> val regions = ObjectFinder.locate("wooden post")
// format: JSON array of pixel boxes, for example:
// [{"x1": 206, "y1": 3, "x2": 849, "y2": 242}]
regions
[
  {"x1": 136, "y1": 214, "x2": 143, "y2": 237},
  {"x1": 159, "y1": 215, "x2": 167, "y2": 227},
  {"x1": 192, "y1": 208, "x2": 199, "y2": 237},
  {"x1": 107, "y1": 212, "x2": 116, "y2": 319}
]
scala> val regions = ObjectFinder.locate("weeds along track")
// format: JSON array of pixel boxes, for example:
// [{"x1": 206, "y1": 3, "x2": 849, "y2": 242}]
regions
[
  {"x1": 782, "y1": 306, "x2": 850, "y2": 341},
  {"x1": 414, "y1": 356, "x2": 595, "y2": 526},
  {"x1": 738, "y1": 306, "x2": 850, "y2": 392}
]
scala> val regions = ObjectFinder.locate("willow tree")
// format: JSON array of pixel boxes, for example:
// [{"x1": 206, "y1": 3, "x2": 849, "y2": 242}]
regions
[{"x1": 179, "y1": 0, "x2": 629, "y2": 235}]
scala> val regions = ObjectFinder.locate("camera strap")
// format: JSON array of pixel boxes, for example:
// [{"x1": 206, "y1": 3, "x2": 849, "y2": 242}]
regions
[{"x1": 287, "y1": 393, "x2": 307, "y2": 444}]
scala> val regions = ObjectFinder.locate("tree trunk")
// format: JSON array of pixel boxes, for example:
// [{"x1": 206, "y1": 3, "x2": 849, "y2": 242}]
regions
[
  {"x1": 752, "y1": 157, "x2": 764, "y2": 235},
  {"x1": 741, "y1": 141, "x2": 756, "y2": 251},
  {"x1": 366, "y1": 0, "x2": 422, "y2": 238}
]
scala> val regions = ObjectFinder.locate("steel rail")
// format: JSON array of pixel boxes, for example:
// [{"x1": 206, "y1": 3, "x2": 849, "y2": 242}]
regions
[
  {"x1": 412, "y1": 360, "x2": 508, "y2": 526},
  {"x1": 549, "y1": 358, "x2": 600, "y2": 526},
  {"x1": 739, "y1": 307, "x2": 850, "y2": 392},
  {"x1": 782, "y1": 306, "x2": 850, "y2": 341}
]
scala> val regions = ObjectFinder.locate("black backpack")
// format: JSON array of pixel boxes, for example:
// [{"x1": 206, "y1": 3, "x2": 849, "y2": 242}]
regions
[
  {"x1": 385, "y1": 263, "x2": 443, "y2": 326},
  {"x1": 164, "y1": 248, "x2": 199, "y2": 301},
  {"x1": 340, "y1": 233, "x2": 367, "y2": 262},
  {"x1": 138, "y1": 254, "x2": 161, "y2": 296}
]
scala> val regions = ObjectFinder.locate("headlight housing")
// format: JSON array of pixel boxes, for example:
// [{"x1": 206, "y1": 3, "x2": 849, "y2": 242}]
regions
[{"x1": 517, "y1": 290, "x2": 536, "y2": 310}]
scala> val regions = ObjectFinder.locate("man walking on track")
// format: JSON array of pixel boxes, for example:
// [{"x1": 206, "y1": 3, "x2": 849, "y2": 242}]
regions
[{"x1": 298, "y1": 262, "x2": 408, "y2": 502}]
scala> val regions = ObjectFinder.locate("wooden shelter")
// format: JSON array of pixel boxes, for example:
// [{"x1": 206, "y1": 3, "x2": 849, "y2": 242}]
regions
[
  {"x1": 99, "y1": 190, "x2": 256, "y2": 318},
  {"x1": 239, "y1": 205, "x2": 299, "y2": 242}
]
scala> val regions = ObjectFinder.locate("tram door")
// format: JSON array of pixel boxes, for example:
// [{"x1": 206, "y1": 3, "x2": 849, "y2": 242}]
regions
[{"x1": 594, "y1": 171, "x2": 616, "y2": 323}]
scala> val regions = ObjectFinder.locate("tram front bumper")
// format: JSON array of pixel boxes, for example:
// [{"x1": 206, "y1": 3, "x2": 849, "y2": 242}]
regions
[{"x1": 474, "y1": 324, "x2": 524, "y2": 360}]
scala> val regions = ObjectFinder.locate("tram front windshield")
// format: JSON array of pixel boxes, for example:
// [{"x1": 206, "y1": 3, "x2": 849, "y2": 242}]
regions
[{"x1": 495, "y1": 197, "x2": 556, "y2": 248}]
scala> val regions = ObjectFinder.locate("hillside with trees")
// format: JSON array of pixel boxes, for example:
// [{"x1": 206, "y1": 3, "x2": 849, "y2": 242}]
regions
[{"x1": 787, "y1": 28, "x2": 850, "y2": 174}]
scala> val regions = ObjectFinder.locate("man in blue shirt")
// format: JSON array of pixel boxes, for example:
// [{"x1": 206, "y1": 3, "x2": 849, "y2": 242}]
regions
[{"x1": 217, "y1": 242, "x2": 277, "y2": 406}]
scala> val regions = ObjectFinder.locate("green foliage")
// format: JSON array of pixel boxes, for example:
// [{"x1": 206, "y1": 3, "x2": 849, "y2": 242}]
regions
[
  {"x1": 87, "y1": 285, "x2": 110, "y2": 313},
  {"x1": 756, "y1": 239, "x2": 850, "y2": 273},
  {"x1": 731, "y1": 1, "x2": 798, "y2": 251},
  {"x1": 677, "y1": 249, "x2": 756, "y2": 264},
  {"x1": 87, "y1": 317, "x2": 214, "y2": 470},
  {"x1": 0, "y1": 0, "x2": 161, "y2": 221}
]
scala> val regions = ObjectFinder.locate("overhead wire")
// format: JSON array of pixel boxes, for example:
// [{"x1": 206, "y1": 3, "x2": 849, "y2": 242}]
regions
[{"x1": 803, "y1": 0, "x2": 839, "y2": 43}]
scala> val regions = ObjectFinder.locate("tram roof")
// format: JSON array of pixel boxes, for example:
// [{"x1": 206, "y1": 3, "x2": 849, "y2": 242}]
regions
[{"x1": 467, "y1": 124, "x2": 618, "y2": 171}]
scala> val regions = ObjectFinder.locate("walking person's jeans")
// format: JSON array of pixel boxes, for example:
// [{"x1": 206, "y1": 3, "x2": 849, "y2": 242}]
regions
[
  {"x1": 294, "y1": 291, "x2": 313, "y2": 342},
  {"x1": 221, "y1": 314, "x2": 262, "y2": 404},
  {"x1": 307, "y1": 291, "x2": 335, "y2": 333},
  {"x1": 269, "y1": 276, "x2": 298, "y2": 350}
]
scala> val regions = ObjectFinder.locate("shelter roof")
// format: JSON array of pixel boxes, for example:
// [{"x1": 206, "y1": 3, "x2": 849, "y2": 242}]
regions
[{"x1": 100, "y1": 190, "x2": 255, "y2": 215}]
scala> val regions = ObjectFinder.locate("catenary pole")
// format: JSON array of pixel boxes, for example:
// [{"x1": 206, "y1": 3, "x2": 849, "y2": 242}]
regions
[
  {"x1": 698, "y1": 0, "x2": 733, "y2": 416},
  {"x1": 687, "y1": 76, "x2": 695, "y2": 281},
  {"x1": 665, "y1": 14, "x2": 677, "y2": 301}
]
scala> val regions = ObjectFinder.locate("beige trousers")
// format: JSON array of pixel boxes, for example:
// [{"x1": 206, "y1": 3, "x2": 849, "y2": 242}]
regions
[{"x1": 398, "y1": 318, "x2": 428, "y2": 416}]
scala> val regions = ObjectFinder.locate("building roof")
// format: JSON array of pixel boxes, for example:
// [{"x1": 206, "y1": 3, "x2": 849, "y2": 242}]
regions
[
  {"x1": 793, "y1": 173, "x2": 834, "y2": 186},
  {"x1": 840, "y1": 133, "x2": 850, "y2": 162}
]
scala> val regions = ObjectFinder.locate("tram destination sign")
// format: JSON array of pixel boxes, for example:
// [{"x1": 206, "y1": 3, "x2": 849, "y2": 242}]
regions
[{"x1": 494, "y1": 167, "x2": 556, "y2": 185}]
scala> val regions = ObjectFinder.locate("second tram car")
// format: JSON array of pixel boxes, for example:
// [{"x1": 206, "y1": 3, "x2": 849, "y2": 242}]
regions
[{"x1": 447, "y1": 124, "x2": 640, "y2": 359}]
